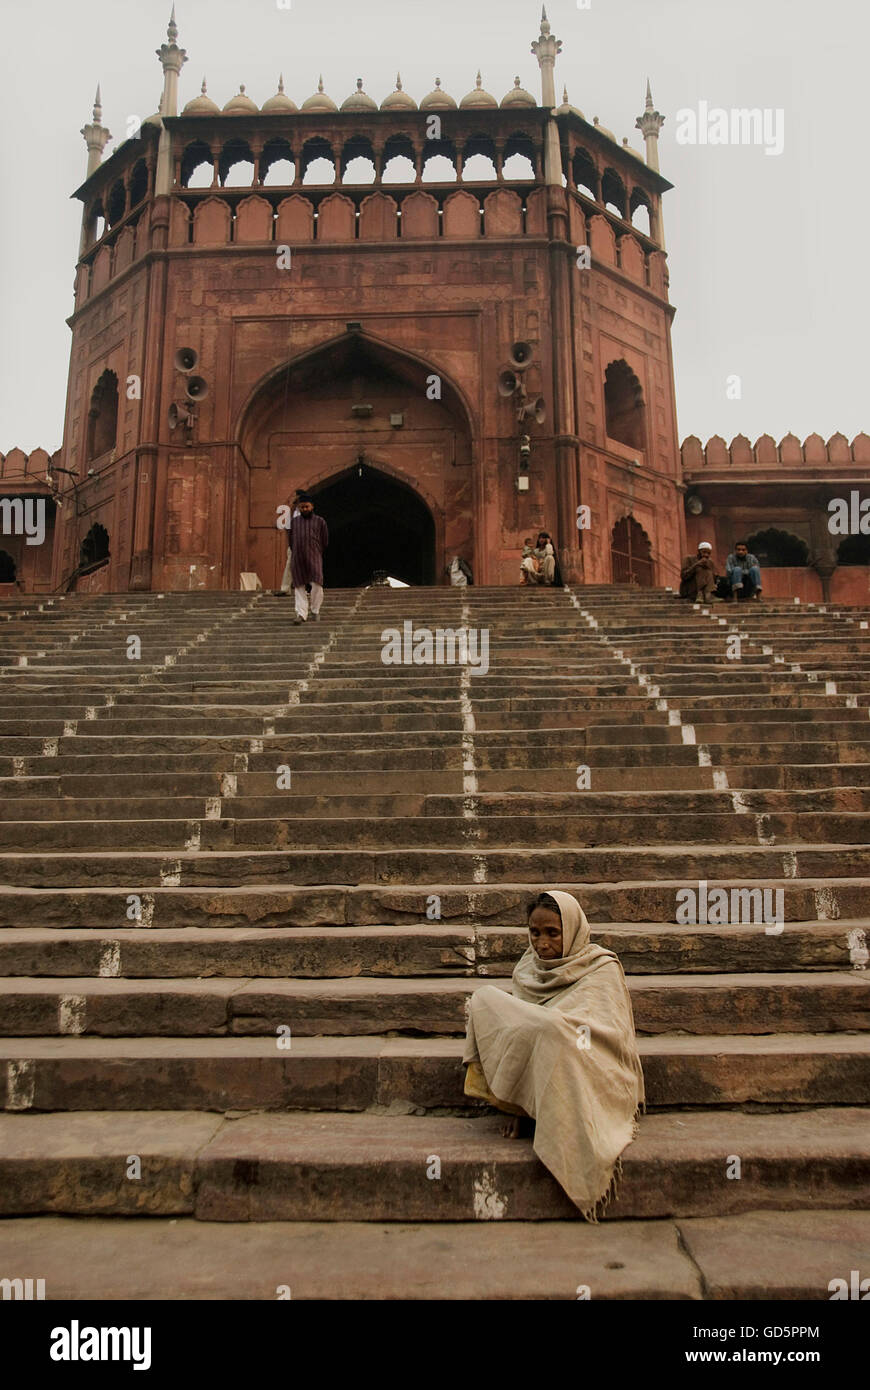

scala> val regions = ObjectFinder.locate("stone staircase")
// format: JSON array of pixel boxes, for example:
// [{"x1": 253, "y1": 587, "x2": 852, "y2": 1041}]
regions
[{"x1": 0, "y1": 584, "x2": 868, "y2": 1299}]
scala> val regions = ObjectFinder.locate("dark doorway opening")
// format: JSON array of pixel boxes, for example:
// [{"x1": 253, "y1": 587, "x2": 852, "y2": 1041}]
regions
[
  {"x1": 0, "y1": 550, "x2": 17, "y2": 583},
  {"x1": 312, "y1": 461, "x2": 436, "y2": 587},
  {"x1": 611, "y1": 514, "x2": 654, "y2": 585}
]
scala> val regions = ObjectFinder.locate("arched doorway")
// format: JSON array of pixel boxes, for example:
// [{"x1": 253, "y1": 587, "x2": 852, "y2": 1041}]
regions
[
  {"x1": 745, "y1": 528, "x2": 809, "y2": 567},
  {"x1": 611, "y1": 515, "x2": 654, "y2": 585},
  {"x1": 313, "y1": 460, "x2": 435, "y2": 586},
  {"x1": 237, "y1": 330, "x2": 473, "y2": 589},
  {"x1": 0, "y1": 550, "x2": 16, "y2": 583}
]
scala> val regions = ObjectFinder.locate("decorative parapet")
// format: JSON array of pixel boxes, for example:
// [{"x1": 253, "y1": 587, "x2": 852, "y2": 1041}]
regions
[
  {"x1": 681, "y1": 432, "x2": 870, "y2": 474},
  {"x1": 0, "y1": 449, "x2": 62, "y2": 491}
]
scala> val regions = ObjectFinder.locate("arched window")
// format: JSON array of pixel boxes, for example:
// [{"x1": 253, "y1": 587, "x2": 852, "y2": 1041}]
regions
[
  {"x1": 107, "y1": 179, "x2": 127, "y2": 226},
  {"x1": 80, "y1": 523, "x2": 110, "y2": 569},
  {"x1": 837, "y1": 535, "x2": 870, "y2": 565},
  {"x1": 0, "y1": 550, "x2": 16, "y2": 583},
  {"x1": 602, "y1": 168, "x2": 627, "y2": 219},
  {"x1": 611, "y1": 515, "x2": 654, "y2": 585},
  {"x1": 129, "y1": 159, "x2": 149, "y2": 206},
  {"x1": 220, "y1": 140, "x2": 255, "y2": 188},
  {"x1": 85, "y1": 370, "x2": 119, "y2": 462},
  {"x1": 630, "y1": 188, "x2": 651, "y2": 236},
  {"x1": 572, "y1": 149, "x2": 598, "y2": 200},
  {"x1": 604, "y1": 360, "x2": 646, "y2": 452},
  {"x1": 181, "y1": 141, "x2": 214, "y2": 189},
  {"x1": 745, "y1": 528, "x2": 809, "y2": 567}
]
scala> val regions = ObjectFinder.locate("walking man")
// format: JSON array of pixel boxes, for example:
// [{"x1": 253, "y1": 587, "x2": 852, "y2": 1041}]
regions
[{"x1": 290, "y1": 493, "x2": 328, "y2": 624}]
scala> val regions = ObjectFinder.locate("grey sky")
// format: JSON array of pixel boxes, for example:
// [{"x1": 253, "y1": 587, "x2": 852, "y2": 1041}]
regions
[{"x1": 1, "y1": 0, "x2": 867, "y2": 454}]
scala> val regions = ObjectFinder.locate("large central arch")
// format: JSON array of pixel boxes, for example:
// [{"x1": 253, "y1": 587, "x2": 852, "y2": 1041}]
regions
[{"x1": 236, "y1": 330, "x2": 474, "y2": 588}]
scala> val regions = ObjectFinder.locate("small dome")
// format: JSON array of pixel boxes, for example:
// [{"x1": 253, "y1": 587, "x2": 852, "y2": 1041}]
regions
[
  {"x1": 143, "y1": 95, "x2": 164, "y2": 128},
  {"x1": 556, "y1": 86, "x2": 585, "y2": 121},
  {"x1": 420, "y1": 77, "x2": 457, "y2": 110},
  {"x1": 301, "y1": 75, "x2": 338, "y2": 112},
  {"x1": 262, "y1": 74, "x2": 297, "y2": 113},
  {"x1": 593, "y1": 115, "x2": 617, "y2": 142},
  {"x1": 500, "y1": 76, "x2": 536, "y2": 109},
  {"x1": 621, "y1": 136, "x2": 644, "y2": 160},
  {"x1": 460, "y1": 71, "x2": 498, "y2": 109},
  {"x1": 341, "y1": 78, "x2": 378, "y2": 112},
  {"x1": 182, "y1": 79, "x2": 220, "y2": 117},
  {"x1": 223, "y1": 83, "x2": 259, "y2": 115},
  {"x1": 381, "y1": 73, "x2": 417, "y2": 111}
]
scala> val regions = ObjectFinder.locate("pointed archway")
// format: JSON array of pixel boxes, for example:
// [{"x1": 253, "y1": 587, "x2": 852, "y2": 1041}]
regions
[
  {"x1": 236, "y1": 329, "x2": 474, "y2": 589},
  {"x1": 312, "y1": 460, "x2": 435, "y2": 586}
]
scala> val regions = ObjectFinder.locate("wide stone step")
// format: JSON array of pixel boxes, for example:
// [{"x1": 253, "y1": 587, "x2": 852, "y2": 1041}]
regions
[
  {"x1": 0, "y1": 879, "x2": 864, "y2": 926},
  {"x1": 1, "y1": 1208, "x2": 865, "y2": 1298},
  {"x1": 1, "y1": 972, "x2": 865, "y2": 1036},
  {"x1": 2, "y1": 1033, "x2": 867, "y2": 1112},
  {"x1": 6, "y1": 786, "x2": 870, "y2": 819},
  {"x1": 0, "y1": 920, "x2": 857, "y2": 977},
  {"x1": 2, "y1": 811, "x2": 868, "y2": 851},
  {"x1": 1, "y1": 1108, "x2": 866, "y2": 1220},
  {"x1": 1, "y1": 843, "x2": 868, "y2": 886}
]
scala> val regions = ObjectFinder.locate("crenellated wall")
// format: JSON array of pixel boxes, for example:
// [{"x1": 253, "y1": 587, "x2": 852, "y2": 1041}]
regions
[{"x1": 681, "y1": 432, "x2": 870, "y2": 603}]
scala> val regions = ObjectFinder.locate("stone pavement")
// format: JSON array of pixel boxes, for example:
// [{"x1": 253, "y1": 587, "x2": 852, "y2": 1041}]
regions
[{"x1": 0, "y1": 584, "x2": 867, "y2": 1298}]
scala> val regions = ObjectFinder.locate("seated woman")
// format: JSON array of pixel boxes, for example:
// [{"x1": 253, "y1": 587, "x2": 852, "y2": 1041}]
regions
[{"x1": 463, "y1": 890, "x2": 644, "y2": 1220}]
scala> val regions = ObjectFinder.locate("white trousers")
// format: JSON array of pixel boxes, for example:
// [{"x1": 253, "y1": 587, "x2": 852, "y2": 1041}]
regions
[{"x1": 294, "y1": 583, "x2": 323, "y2": 618}]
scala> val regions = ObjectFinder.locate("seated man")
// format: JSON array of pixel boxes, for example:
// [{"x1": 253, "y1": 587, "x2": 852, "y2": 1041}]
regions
[
  {"x1": 725, "y1": 541, "x2": 763, "y2": 601},
  {"x1": 680, "y1": 541, "x2": 717, "y2": 601}
]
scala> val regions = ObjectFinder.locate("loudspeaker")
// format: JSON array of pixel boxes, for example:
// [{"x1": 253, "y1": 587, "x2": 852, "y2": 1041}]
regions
[
  {"x1": 168, "y1": 403, "x2": 182, "y2": 430},
  {"x1": 498, "y1": 368, "x2": 519, "y2": 397},
  {"x1": 185, "y1": 376, "x2": 209, "y2": 402},
  {"x1": 174, "y1": 347, "x2": 199, "y2": 373},
  {"x1": 509, "y1": 340, "x2": 534, "y2": 370},
  {"x1": 531, "y1": 396, "x2": 546, "y2": 424}
]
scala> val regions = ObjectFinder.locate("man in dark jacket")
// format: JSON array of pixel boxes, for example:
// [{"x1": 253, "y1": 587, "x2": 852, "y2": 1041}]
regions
[
  {"x1": 680, "y1": 542, "x2": 716, "y2": 600},
  {"x1": 289, "y1": 494, "x2": 328, "y2": 624}
]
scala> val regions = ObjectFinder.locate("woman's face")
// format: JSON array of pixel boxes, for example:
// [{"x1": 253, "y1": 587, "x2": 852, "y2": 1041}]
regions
[{"x1": 529, "y1": 907, "x2": 563, "y2": 959}]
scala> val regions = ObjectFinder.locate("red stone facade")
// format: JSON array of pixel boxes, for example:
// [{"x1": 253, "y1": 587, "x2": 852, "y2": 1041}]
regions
[
  {"x1": 3, "y1": 61, "x2": 865, "y2": 599},
  {"x1": 37, "y1": 92, "x2": 685, "y2": 592}
]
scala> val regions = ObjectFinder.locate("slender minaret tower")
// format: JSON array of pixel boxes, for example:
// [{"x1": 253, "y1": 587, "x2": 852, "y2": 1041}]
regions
[
  {"x1": 154, "y1": 5, "x2": 188, "y2": 196},
  {"x1": 79, "y1": 86, "x2": 112, "y2": 255},
  {"x1": 636, "y1": 80, "x2": 666, "y2": 244},
  {"x1": 530, "y1": 5, "x2": 563, "y2": 186},
  {"x1": 80, "y1": 85, "x2": 112, "y2": 178}
]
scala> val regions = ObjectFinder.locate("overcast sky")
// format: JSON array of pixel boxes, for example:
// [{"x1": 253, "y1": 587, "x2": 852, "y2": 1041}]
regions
[{"x1": 1, "y1": 0, "x2": 867, "y2": 455}]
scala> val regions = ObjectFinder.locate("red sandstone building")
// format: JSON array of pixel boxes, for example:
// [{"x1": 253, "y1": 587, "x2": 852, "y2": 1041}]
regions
[{"x1": 1, "y1": 7, "x2": 867, "y2": 601}]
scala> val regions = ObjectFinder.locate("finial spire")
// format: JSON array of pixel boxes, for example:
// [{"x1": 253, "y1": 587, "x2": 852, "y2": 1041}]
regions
[
  {"x1": 635, "y1": 78, "x2": 665, "y2": 171},
  {"x1": 635, "y1": 79, "x2": 666, "y2": 245},
  {"x1": 155, "y1": 6, "x2": 187, "y2": 195},
  {"x1": 318, "y1": 74, "x2": 324, "y2": 93},
  {"x1": 81, "y1": 83, "x2": 112, "y2": 178},
  {"x1": 278, "y1": 73, "x2": 285, "y2": 93},
  {"x1": 396, "y1": 72, "x2": 403, "y2": 90}
]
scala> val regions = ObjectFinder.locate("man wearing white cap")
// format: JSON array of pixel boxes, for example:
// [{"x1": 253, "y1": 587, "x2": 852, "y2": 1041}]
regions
[{"x1": 680, "y1": 541, "x2": 717, "y2": 601}]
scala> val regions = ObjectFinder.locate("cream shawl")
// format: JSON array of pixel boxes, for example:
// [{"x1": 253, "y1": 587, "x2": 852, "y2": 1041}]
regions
[{"x1": 463, "y1": 890, "x2": 645, "y2": 1220}]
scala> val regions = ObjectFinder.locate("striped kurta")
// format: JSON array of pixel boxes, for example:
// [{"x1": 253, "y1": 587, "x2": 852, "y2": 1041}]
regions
[{"x1": 289, "y1": 513, "x2": 328, "y2": 586}]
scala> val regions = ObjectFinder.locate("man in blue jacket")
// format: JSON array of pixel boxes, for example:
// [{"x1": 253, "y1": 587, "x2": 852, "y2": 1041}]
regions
[{"x1": 725, "y1": 541, "x2": 762, "y2": 602}]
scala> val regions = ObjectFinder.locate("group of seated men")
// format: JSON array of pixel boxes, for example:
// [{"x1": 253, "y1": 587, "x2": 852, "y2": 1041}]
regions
[{"x1": 680, "y1": 541, "x2": 763, "y2": 602}]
